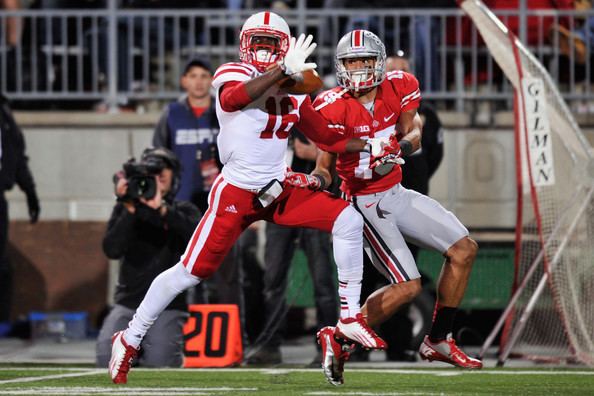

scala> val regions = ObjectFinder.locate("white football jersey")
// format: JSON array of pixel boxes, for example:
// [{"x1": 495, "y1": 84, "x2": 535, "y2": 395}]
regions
[{"x1": 212, "y1": 62, "x2": 308, "y2": 190}]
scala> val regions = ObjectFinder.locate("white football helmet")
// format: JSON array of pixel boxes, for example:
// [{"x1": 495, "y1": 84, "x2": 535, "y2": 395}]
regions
[
  {"x1": 239, "y1": 11, "x2": 291, "y2": 72},
  {"x1": 335, "y1": 30, "x2": 386, "y2": 92}
]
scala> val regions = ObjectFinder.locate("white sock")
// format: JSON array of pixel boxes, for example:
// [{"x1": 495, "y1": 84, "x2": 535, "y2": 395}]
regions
[
  {"x1": 124, "y1": 262, "x2": 200, "y2": 348},
  {"x1": 332, "y1": 206, "x2": 364, "y2": 319}
]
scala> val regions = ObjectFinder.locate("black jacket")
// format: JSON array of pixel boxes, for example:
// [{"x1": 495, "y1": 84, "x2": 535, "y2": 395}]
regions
[
  {"x1": 102, "y1": 201, "x2": 200, "y2": 311},
  {"x1": 0, "y1": 97, "x2": 36, "y2": 195},
  {"x1": 400, "y1": 102, "x2": 444, "y2": 195}
]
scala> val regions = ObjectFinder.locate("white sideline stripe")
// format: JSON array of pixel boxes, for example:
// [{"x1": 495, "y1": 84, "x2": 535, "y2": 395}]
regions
[
  {"x1": 308, "y1": 393, "x2": 439, "y2": 396},
  {"x1": 0, "y1": 369, "x2": 103, "y2": 384},
  {"x1": 1, "y1": 367, "x2": 593, "y2": 377},
  {"x1": 0, "y1": 368, "x2": 90, "y2": 371},
  {"x1": 0, "y1": 387, "x2": 257, "y2": 395}
]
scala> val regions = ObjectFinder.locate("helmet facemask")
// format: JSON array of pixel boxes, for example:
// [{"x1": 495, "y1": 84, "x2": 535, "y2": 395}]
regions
[
  {"x1": 336, "y1": 55, "x2": 385, "y2": 92},
  {"x1": 240, "y1": 29, "x2": 289, "y2": 72}
]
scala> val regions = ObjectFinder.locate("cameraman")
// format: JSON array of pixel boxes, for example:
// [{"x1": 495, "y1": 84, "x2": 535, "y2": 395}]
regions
[{"x1": 96, "y1": 147, "x2": 200, "y2": 368}]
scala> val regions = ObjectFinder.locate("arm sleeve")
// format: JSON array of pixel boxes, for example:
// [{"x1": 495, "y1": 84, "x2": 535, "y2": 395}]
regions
[
  {"x1": 296, "y1": 96, "x2": 348, "y2": 153},
  {"x1": 152, "y1": 106, "x2": 171, "y2": 148},
  {"x1": 219, "y1": 81, "x2": 252, "y2": 112},
  {"x1": 102, "y1": 204, "x2": 136, "y2": 259},
  {"x1": 163, "y1": 201, "x2": 201, "y2": 242}
]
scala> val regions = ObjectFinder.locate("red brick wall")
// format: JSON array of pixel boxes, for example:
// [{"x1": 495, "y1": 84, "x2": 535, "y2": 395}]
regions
[{"x1": 8, "y1": 221, "x2": 109, "y2": 328}]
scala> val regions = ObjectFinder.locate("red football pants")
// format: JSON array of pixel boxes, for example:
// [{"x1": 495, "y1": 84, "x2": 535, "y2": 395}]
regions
[{"x1": 181, "y1": 175, "x2": 348, "y2": 279}]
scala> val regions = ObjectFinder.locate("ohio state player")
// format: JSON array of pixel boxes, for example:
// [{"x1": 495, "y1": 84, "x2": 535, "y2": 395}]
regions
[
  {"x1": 298, "y1": 30, "x2": 481, "y2": 385},
  {"x1": 108, "y1": 13, "x2": 393, "y2": 384}
]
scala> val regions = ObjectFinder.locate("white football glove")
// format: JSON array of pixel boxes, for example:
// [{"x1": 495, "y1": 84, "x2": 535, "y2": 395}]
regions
[
  {"x1": 365, "y1": 137, "x2": 390, "y2": 157},
  {"x1": 280, "y1": 34, "x2": 317, "y2": 76},
  {"x1": 365, "y1": 136, "x2": 405, "y2": 171}
]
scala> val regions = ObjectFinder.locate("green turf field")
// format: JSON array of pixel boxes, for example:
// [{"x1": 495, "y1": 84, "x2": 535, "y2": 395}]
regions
[{"x1": 0, "y1": 367, "x2": 593, "y2": 395}]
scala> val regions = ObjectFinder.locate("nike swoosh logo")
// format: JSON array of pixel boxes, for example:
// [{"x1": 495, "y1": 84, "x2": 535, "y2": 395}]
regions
[
  {"x1": 364, "y1": 202, "x2": 376, "y2": 208},
  {"x1": 383, "y1": 113, "x2": 395, "y2": 122}
]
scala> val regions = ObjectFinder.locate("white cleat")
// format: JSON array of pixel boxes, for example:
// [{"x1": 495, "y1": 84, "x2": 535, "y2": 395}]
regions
[
  {"x1": 335, "y1": 313, "x2": 387, "y2": 350},
  {"x1": 109, "y1": 330, "x2": 139, "y2": 384}
]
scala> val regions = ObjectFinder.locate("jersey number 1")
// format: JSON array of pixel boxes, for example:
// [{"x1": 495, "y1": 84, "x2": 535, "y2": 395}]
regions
[{"x1": 260, "y1": 97, "x2": 299, "y2": 139}]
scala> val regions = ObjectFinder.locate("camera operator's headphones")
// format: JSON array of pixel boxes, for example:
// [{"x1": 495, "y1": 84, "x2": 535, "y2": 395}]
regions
[{"x1": 141, "y1": 147, "x2": 182, "y2": 201}]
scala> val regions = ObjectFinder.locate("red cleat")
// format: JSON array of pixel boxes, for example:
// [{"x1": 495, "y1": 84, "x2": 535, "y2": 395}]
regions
[
  {"x1": 316, "y1": 326, "x2": 354, "y2": 386},
  {"x1": 419, "y1": 334, "x2": 483, "y2": 369},
  {"x1": 335, "y1": 313, "x2": 387, "y2": 350},
  {"x1": 109, "y1": 330, "x2": 139, "y2": 384}
]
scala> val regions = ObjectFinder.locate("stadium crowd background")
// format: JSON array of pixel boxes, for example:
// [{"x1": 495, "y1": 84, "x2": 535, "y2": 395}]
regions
[{"x1": 1, "y1": 0, "x2": 594, "y2": 365}]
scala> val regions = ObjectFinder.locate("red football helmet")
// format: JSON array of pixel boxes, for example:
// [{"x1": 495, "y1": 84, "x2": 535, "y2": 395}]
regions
[{"x1": 239, "y1": 11, "x2": 291, "y2": 72}]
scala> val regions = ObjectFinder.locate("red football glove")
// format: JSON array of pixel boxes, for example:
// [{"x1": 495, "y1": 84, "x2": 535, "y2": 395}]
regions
[{"x1": 285, "y1": 172, "x2": 324, "y2": 190}]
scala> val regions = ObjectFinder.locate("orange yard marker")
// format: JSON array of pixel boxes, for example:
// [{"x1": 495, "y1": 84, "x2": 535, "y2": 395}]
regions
[{"x1": 183, "y1": 304, "x2": 243, "y2": 367}]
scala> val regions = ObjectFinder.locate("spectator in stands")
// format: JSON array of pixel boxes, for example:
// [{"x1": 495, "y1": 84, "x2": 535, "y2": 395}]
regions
[
  {"x1": 246, "y1": 131, "x2": 338, "y2": 366},
  {"x1": 550, "y1": 0, "x2": 593, "y2": 66},
  {"x1": 96, "y1": 147, "x2": 200, "y2": 368},
  {"x1": 0, "y1": 94, "x2": 40, "y2": 336},
  {"x1": 91, "y1": 0, "x2": 223, "y2": 110},
  {"x1": 487, "y1": 0, "x2": 573, "y2": 46},
  {"x1": 2, "y1": 0, "x2": 21, "y2": 47}
]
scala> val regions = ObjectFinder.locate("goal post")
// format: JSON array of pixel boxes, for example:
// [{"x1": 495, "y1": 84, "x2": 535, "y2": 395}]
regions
[{"x1": 460, "y1": 0, "x2": 594, "y2": 366}]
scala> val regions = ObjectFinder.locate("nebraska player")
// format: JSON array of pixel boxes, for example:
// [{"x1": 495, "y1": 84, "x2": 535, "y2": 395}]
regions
[
  {"x1": 304, "y1": 30, "x2": 482, "y2": 385},
  {"x1": 108, "y1": 13, "x2": 391, "y2": 384}
]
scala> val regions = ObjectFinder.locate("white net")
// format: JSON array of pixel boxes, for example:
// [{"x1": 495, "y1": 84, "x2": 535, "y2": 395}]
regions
[{"x1": 461, "y1": 0, "x2": 594, "y2": 365}]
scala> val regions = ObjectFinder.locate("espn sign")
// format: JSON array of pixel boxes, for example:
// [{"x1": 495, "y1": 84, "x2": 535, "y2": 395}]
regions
[
  {"x1": 183, "y1": 304, "x2": 243, "y2": 367},
  {"x1": 521, "y1": 77, "x2": 556, "y2": 186}
]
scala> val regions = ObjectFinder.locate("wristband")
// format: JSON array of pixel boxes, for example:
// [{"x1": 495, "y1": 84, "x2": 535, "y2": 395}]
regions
[
  {"x1": 363, "y1": 142, "x2": 372, "y2": 153},
  {"x1": 313, "y1": 174, "x2": 327, "y2": 190},
  {"x1": 400, "y1": 140, "x2": 413, "y2": 156}
]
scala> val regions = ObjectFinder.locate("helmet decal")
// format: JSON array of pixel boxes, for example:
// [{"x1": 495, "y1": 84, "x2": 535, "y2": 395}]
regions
[{"x1": 351, "y1": 30, "x2": 365, "y2": 49}]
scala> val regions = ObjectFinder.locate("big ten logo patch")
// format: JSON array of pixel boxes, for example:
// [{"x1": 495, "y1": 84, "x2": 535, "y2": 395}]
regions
[{"x1": 183, "y1": 304, "x2": 243, "y2": 367}]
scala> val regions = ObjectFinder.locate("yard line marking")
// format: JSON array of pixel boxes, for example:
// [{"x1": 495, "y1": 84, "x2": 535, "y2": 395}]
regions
[
  {"x1": 0, "y1": 387, "x2": 258, "y2": 395},
  {"x1": 307, "y1": 393, "x2": 440, "y2": 396},
  {"x1": 0, "y1": 369, "x2": 103, "y2": 384},
  {"x1": 261, "y1": 369, "x2": 293, "y2": 375},
  {"x1": 0, "y1": 368, "x2": 91, "y2": 372}
]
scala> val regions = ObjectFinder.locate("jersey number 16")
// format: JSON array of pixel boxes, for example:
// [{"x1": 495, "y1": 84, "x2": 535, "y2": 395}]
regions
[{"x1": 260, "y1": 96, "x2": 299, "y2": 139}]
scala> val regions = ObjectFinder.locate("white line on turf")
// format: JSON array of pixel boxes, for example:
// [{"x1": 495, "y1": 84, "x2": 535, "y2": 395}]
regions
[
  {"x1": 0, "y1": 387, "x2": 258, "y2": 395},
  {"x1": 0, "y1": 368, "x2": 91, "y2": 372},
  {"x1": 307, "y1": 392, "x2": 441, "y2": 395},
  {"x1": 0, "y1": 369, "x2": 103, "y2": 384},
  {"x1": 1, "y1": 367, "x2": 593, "y2": 378}
]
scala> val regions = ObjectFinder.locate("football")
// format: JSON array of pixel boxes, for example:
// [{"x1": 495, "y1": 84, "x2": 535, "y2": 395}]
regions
[{"x1": 278, "y1": 69, "x2": 323, "y2": 94}]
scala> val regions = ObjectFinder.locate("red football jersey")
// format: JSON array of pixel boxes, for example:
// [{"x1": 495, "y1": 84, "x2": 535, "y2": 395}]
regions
[{"x1": 313, "y1": 70, "x2": 421, "y2": 196}]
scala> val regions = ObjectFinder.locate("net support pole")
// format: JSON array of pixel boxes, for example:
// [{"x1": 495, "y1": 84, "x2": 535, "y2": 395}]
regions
[
  {"x1": 497, "y1": 186, "x2": 594, "y2": 366},
  {"x1": 479, "y1": 189, "x2": 583, "y2": 359}
]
